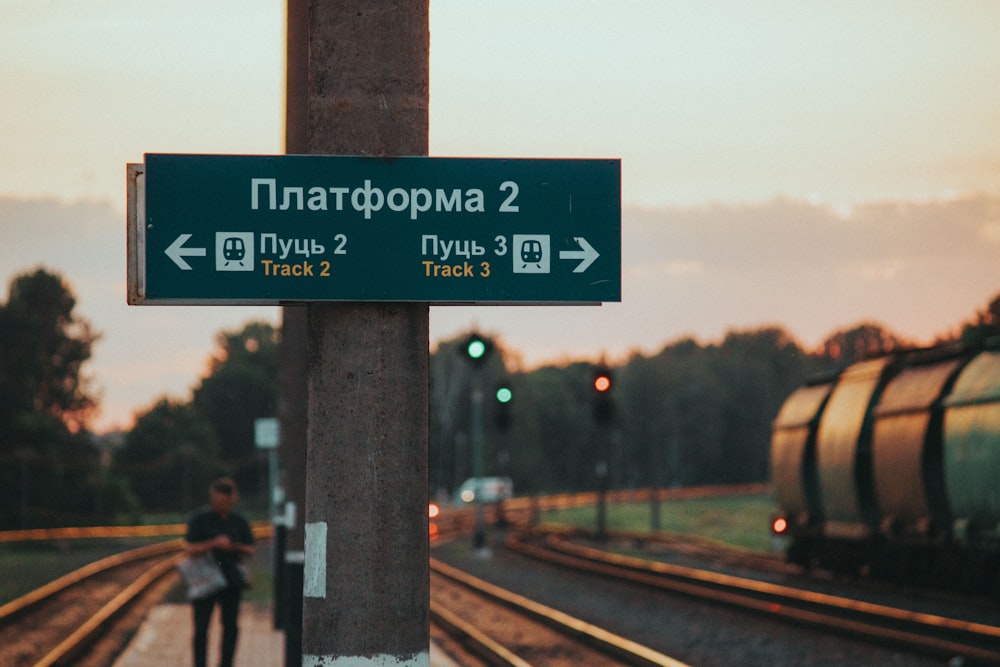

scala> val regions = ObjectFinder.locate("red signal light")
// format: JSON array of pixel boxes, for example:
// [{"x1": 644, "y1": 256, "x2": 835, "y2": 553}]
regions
[
  {"x1": 771, "y1": 516, "x2": 788, "y2": 534},
  {"x1": 592, "y1": 366, "x2": 615, "y2": 423}
]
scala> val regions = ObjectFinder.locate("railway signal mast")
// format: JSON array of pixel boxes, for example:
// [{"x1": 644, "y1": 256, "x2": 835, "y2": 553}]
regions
[
  {"x1": 462, "y1": 332, "x2": 494, "y2": 549},
  {"x1": 592, "y1": 364, "x2": 616, "y2": 539},
  {"x1": 495, "y1": 381, "x2": 513, "y2": 432},
  {"x1": 592, "y1": 365, "x2": 615, "y2": 424}
]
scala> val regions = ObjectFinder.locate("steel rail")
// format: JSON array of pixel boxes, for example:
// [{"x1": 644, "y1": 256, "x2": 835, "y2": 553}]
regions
[
  {"x1": 6, "y1": 528, "x2": 272, "y2": 666},
  {"x1": 1, "y1": 525, "x2": 271, "y2": 624},
  {"x1": 505, "y1": 530, "x2": 1000, "y2": 664},
  {"x1": 33, "y1": 552, "x2": 182, "y2": 667},
  {"x1": 0, "y1": 539, "x2": 183, "y2": 624},
  {"x1": 0, "y1": 519, "x2": 273, "y2": 543},
  {"x1": 430, "y1": 603, "x2": 533, "y2": 667},
  {"x1": 430, "y1": 557, "x2": 690, "y2": 667}
]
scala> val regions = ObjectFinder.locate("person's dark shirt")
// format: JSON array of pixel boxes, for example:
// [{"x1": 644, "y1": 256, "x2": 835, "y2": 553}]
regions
[{"x1": 185, "y1": 506, "x2": 254, "y2": 588}]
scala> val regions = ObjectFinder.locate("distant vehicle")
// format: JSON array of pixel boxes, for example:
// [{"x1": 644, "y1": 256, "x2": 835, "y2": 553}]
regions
[{"x1": 455, "y1": 476, "x2": 513, "y2": 504}]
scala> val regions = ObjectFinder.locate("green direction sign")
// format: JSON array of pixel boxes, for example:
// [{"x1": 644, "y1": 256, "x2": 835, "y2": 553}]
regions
[{"x1": 127, "y1": 154, "x2": 620, "y2": 305}]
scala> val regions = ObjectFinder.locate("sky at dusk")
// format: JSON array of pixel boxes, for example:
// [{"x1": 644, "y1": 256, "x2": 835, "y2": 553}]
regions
[{"x1": 2, "y1": 1, "x2": 1000, "y2": 431}]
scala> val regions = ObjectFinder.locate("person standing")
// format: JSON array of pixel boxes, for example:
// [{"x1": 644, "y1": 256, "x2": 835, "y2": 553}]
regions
[{"x1": 184, "y1": 477, "x2": 255, "y2": 667}]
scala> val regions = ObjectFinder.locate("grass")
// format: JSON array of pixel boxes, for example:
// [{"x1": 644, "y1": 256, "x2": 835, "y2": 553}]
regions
[{"x1": 538, "y1": 492, "x2": 780, "y2": 552}]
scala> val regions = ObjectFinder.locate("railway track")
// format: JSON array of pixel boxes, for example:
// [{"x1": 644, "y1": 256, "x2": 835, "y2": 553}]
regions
[
  {"x1": 506, "y1": 529, "x2": 1000, "y2": 665},
  {"x1": 0, "y1": 485, "x2": 827, "y2": 665},
  {"x1": 0, "y1": 540, "x2": 184, "y2": 667},
  {"x1": 430, "y1": 557, "x2": 688, "y2": 667}
]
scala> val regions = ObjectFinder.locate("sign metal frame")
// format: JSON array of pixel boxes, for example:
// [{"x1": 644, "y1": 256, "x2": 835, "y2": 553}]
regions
[{"x1": 127, "y1": 154, "x2": 621, "y2": 306}]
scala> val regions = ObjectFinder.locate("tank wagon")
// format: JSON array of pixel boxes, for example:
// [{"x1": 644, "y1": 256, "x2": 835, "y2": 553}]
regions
[{"x1": 770, "y1": 340, "x2": 1000, "y2": 587}]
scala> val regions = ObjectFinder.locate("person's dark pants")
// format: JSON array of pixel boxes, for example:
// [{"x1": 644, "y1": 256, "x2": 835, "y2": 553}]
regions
[{"x1": 192, "y1": 587, "x2": 242, "y2": 667}]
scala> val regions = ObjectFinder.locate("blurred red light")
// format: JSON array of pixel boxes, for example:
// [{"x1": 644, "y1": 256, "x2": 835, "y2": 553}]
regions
[
  {"x1": 772, "y1": 517, "x2": 788, "y2": 534},
  {"x1": 594, "y1": 376, "x2": 611, "y2": 392}
]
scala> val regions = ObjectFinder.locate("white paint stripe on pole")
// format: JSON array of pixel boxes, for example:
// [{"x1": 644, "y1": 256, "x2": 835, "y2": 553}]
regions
[
  {"x1": 304, "y1": 521, "x2": 327, "y2": 598},
  {"x1": 303, "y1": 652, "x2": 429, "y2": 666}
]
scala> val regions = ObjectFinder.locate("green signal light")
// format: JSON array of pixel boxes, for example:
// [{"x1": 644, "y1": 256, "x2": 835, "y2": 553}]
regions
[
  {"x1": 467, "y1": 339, "x2": 487, "y2": 359},
  {"x1": 496, "y1": 387, "x2": 513, "y2": 403}
]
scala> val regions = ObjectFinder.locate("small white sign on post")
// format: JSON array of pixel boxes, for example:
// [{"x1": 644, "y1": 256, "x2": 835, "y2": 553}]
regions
[{"x1": 255, "y1": 417, "x2": 280, "y2": 449}]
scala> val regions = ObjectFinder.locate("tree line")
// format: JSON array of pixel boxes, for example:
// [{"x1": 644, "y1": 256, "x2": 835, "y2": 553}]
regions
[
  {"x1": 0, "y1": 268, "x2": 280, "y2": 527},
  {"x1": 1, "y1": 266, "x2": 998, "y2": 527},
  {"x1": 430, "y1": 323, "x2": 901, "y2": 497}
]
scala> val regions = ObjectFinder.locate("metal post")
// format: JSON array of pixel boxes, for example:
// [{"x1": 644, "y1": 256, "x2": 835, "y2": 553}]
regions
[
  {"x1": 650, "y1": 437, "x2": 662, "y2": 533},
  {"x1": 596, "y1": 459, "x2": 608, "y2": 540},
  {"x1": 301, "y1": 1, "x2": 430, "y2": 665},
  {"x1": 279, "y1": 0, "x2": 309, "y2": 659},
  {"x1": 254, "y1": 416, "x2": 283, "y2": 629},
  {"x1": 272, "y1": 517, "x2": 287, "y2": 629},
  {"x1": 471, "y1": 386, "x2": 486, "y2": 550},
  {"x1": 278, "y1": 306, "x2": 307, "y2": 657}
]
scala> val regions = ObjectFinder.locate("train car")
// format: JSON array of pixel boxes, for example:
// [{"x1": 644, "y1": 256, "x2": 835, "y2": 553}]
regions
[
  {"x1": 770, "y1": 340, "x2": 1000, "y2": 588},
  {"x1": 942, "y1": 350, "x2": 1000, "y2": 550}
]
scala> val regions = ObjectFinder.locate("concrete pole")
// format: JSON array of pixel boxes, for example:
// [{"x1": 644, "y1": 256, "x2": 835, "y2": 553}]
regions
[{"x1": 302, "y1": 2, "x2": 429, "y2": 665}]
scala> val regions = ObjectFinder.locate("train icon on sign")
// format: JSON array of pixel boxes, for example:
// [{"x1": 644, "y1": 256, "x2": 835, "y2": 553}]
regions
[
  {"x1": 223, "y1": 237, "x2": 246, "y2": 262},
  {"x1": 216, "y1": 232, "x2": 255, "y2": 271},
  {"x1": 520, "y1": 239, "x2": 543, "y2": 265},
  {"x1": 512, "y1": 235, "x2": 550, "y2": 274}
]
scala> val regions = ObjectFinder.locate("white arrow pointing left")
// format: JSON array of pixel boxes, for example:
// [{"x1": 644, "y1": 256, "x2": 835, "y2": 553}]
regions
[{"x1": 165, "y1": 234, "x2": 207, "y2": 270}]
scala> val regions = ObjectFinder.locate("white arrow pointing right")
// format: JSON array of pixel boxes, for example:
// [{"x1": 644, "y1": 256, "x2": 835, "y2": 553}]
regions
[
  {"x1": 558, "y1": 237, "x2": 600, "y2": 273},
  {"x1": 165, "y1": 233, "x2": 207, "y2": 270}
]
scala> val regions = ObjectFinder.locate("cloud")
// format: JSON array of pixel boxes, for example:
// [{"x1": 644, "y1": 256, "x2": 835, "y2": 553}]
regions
[
  {"x1": 980, "y1": 221, "x2": 1000, "y2": 245},
  {"x1": 616, "y1": 196, "x2": 1000, "y2": 347},
  {"x1": 624, "y1": 260, "x2": 705, "y2": 281},
  {"x1": 838, "y1": 258, "x2": 906, "y2": 284}
]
